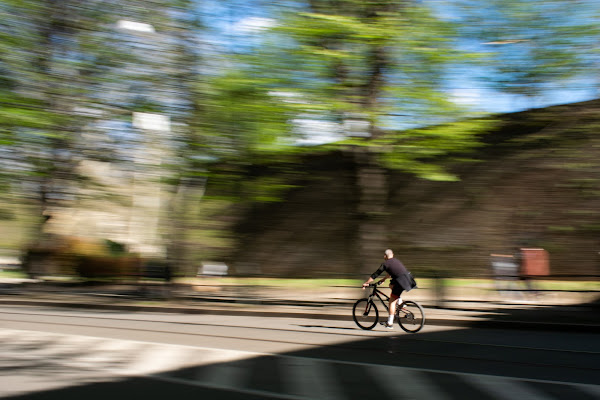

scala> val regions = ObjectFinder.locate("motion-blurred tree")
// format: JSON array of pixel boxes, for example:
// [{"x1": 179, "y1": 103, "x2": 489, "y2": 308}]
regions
[
  {"x1": 0, "y1": 0, "x2": 149, "y2": 225},
  {"x1": 0, "y1": 0, "x2": 197, "y2": 250},
  {"x1": 1, "y1": 0, "x2": 303, "y2": 270},
  {"x1": 159, "y1": 0, "x2": 314, "y2": 272},
  {"x1": 226, "y1": 0, "x2": 491, "y2": 272},
  {"x1": 0, "y1": 0, "x2": 128, "y2": 236}
]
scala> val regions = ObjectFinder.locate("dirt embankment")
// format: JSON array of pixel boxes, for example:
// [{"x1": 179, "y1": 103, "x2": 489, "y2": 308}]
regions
[{"x1": 231, "y1": 100, "x2": 600, "y2": 279}]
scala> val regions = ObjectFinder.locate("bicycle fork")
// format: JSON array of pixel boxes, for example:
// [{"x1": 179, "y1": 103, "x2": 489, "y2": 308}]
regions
[{"x1": 363, "y1": 296, "x2": 374, "y2": 316}]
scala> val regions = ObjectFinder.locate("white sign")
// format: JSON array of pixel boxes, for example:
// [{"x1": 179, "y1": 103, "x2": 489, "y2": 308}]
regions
[
  {"x1": 117, "y1": 20, "x2": 155, "y2": 33},
  {"x1": 132, "y1": 112, "x2": 170, "y2": 132}
]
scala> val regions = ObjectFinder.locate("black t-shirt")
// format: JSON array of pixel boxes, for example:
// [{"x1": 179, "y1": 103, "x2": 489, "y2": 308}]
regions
[
  {"x1": 371, "y1": 257, "x2": 407, "y2": 279},
  {"x1": 371, "y1": 258, "x2": 412, "y2": 290}
]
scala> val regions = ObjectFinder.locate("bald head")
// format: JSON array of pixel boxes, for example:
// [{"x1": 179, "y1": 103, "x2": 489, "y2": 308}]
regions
[{"x1": 384, "y1": 249, "x2": 394, "y2": 259}]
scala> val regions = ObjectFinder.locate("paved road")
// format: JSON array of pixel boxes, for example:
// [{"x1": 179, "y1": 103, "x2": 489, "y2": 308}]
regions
[{"x1": 1, "y1": 305, "x2": 599, "y2": 399}]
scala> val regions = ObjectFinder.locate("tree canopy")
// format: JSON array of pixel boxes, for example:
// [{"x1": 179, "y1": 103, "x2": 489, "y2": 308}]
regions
[{"x1": 1, "y1": 0, "x2": 599, "y2": 268}]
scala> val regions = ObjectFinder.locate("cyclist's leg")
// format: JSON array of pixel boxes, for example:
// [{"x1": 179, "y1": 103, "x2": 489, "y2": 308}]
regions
[
  {"x1": 388, "y1": 294, "x2": 398, "y2": 323},
  {"x1": 388, "y1": 284, "x2": 403, "y2": 325}
]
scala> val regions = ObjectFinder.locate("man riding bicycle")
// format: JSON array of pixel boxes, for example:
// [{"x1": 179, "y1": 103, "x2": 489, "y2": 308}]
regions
[{"x1": 362, "y1": 249, "x2": 413, "y2": 328}]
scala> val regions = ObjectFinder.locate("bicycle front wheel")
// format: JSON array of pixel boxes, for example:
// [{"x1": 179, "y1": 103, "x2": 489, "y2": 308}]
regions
[
  {"x1": 352, "y1": 298, "x2": 379, "y2": 330},
  {"x1": 397, "y1": 300, "x2": 425, "y2": 333}
]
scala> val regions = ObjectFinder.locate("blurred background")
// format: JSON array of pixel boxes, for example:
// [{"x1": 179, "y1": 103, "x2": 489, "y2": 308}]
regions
[{"x1": 1, "y1": 0, "x2": 599, "y2": 303}]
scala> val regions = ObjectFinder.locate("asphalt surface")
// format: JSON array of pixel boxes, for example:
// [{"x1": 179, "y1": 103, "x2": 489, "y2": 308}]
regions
[
  {"x1": 0, "y1": 279, "x2": 598, "y2": 333},
  {"x1": 2, "y1": 307, "x2": 599, "y2": 399}
]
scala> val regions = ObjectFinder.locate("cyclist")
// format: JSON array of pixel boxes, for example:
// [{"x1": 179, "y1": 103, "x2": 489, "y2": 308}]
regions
[{"x1": 362, "y1": 249, "x2": 412, "y2": 328}]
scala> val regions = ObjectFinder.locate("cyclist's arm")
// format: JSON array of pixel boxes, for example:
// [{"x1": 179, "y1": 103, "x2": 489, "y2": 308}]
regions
[{"x1": 362, "y1": 264, "x2": 387, "y2": 288}]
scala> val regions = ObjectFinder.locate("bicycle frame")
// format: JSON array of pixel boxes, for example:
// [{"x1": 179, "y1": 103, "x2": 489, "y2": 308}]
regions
[{"x1": 366, "y1": 284, "x2": 394, "y2": 311}]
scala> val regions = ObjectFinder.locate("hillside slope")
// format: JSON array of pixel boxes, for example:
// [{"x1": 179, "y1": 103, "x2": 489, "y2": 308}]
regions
[{"x1": 231, "y1": 100, "x2": 600, "y2": 278}]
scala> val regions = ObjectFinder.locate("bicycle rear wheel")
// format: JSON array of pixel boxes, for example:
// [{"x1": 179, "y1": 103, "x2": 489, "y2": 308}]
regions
[
  {"x1": 397, "y1": 300, "x2": 425, "y2": 333},
  {"x1": 352, "y1": 298, "x2": 379, "y2": 330}
]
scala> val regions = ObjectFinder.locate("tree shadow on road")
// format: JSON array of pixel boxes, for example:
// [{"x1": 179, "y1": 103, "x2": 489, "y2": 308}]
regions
[
  {"x1": 3, "y1": 299, "x2": 599, "y2": 400},
  {"x1": 452, "y1": 295, "x2": 600, "y2": 333}
]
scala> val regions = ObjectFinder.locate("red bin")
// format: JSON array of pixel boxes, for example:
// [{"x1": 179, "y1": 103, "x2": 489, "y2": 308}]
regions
[{"x1": 520, "y1": 248, "x2": 550, "y2": 276}]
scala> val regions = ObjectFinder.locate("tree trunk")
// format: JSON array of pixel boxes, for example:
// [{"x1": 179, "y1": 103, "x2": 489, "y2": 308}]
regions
[{"x1": 353, "y1": 147, "x2": 388, "y2": 275}]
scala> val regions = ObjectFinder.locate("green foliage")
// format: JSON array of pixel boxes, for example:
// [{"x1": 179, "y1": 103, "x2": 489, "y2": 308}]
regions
[
  {"x1": 373, "y1": 117, "x2": 492, "y2": 181},
  {"x1": 194, "y1": 70, "x2": 297, "y2": 161},
  {"x1": 242, "y1": 0, "x2": 494, "y2": 181}
]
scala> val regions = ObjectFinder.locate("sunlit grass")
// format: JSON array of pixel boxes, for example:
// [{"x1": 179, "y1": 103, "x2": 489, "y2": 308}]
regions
[
  {"x1": 1, "y1": 270, "x2": 596, "y2": 292},
  {"x1": 0, "y1": 269, "x2": 27, "y2": 279},
  {"x1": 180, "y1": 277, "x2": 363, "y2": 288},
  {"x1": 180, "y1": 277, "x2": 598, "y2": 291}
]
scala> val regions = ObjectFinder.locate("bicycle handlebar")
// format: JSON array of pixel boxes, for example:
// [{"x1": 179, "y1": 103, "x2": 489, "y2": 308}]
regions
[{"x1": 363, "y1": 281, "x2": 384, "y2": 288}]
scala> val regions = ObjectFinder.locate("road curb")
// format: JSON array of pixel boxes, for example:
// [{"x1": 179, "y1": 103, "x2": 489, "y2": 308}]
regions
[{"x1": 2, "y1": 298, "x2": 598, "y2": 333}]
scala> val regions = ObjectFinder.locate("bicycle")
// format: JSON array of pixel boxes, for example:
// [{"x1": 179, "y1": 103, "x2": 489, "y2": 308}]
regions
[{"x1": 352, "y1": 282, "x2": 425, "y2": 333}]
